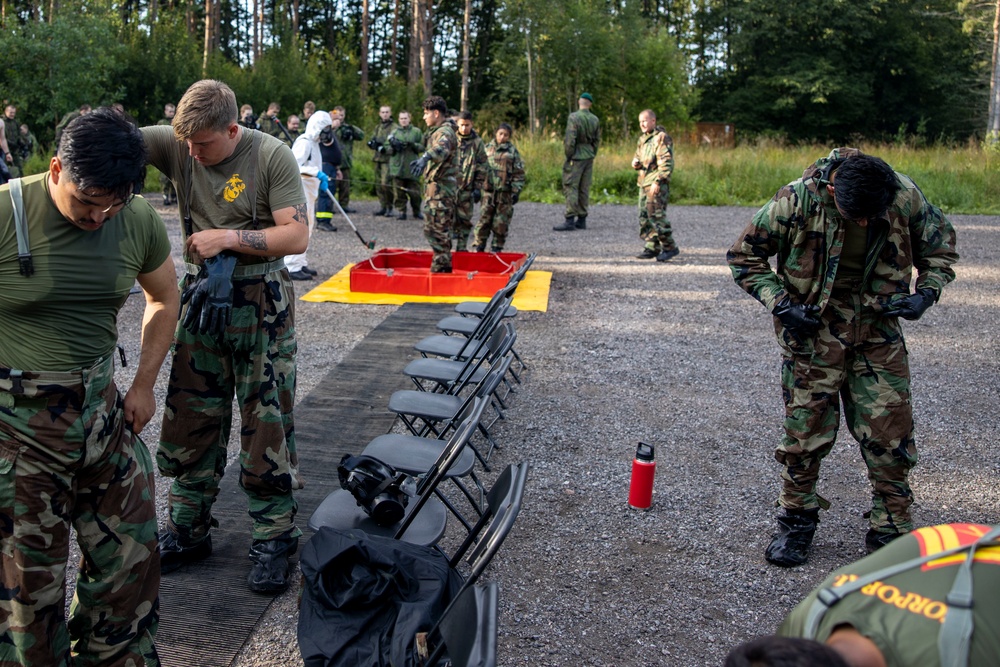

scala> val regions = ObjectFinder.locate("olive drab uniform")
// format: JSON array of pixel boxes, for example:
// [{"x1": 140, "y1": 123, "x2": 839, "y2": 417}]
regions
[
  {"x1": 562, "y1": 108, "x2": 600, "y2": 220},
  {"x1": 727, "y1": 148, "x2": 958, "y2": 535},
  {"x1": 455, "y1": 130, "x2": 487, "y2": 250},
  {"x1": 779, "y1": 523, "x2": 1000, "y2": 666},
  {"x1": 633, "y1": 125, "x2": 675, "y2": 253},
  {"x1": 157, "y1": 114, "x2": 177, "y2": 204},
  {"x1": 334, "y1": 123, "x2": 364, "y2": 208},
  {"x1": 418, "y1": 120, "x2": 459, "y2": 273},
  {"x1": 2, "y1": 115, "x2": 24, "y2": 179},
  {"x1": 473, "y1": 139, "x2": 524, "y2": 253},
  {"x1": 0, "y1": 173, "x2": 170, "y2": 666},
  {"x1": 141, "y1": 125, "x2": 307, "y2": 546},
  {"x1": 370, "y1": 119, "x2": 398, "y2": 212},
  {"x1": 386, "y1": 125, "x2": 424, "y2": 217}
]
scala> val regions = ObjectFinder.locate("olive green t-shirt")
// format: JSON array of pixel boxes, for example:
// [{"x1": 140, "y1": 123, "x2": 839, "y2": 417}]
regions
[
  {"x1": 779, "y1": 523, "x2": 1000, "y2": 667},
  {"x1": 141, "y1": 125, "x2": 305, "y2": 264},
  {"x1": 0, "y1": 173, "x2": 171, "y2": 371}
]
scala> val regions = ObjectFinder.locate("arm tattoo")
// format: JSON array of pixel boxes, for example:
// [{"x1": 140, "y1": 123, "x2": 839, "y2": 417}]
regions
[
  {"x1": 239, "y1": 230, "x2": 268, "y2": 251},
  {"x1": 292, "y1": 203, "x2": 308, "y2": 226}
]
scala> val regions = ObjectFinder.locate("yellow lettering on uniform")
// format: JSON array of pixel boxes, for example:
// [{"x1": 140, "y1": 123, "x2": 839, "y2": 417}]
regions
[
  {"x1": 895, "y1": 592, "x2": 919, "y2": 609},
  {"x1": 924, "y1": 602, "x2": 948, "y2": 623},
  {"x1": 877, "y1": 585, "x2": 901, "y2": 604},
  {"x1": 908, "y1": 596, "x2": 931, "y2": 614},
  {"x1": 861, "y1": 581, "x2": 882, "y2": 596},
  {"x1": 832, "y1": 574, "x2": 857, "y2": 588}
]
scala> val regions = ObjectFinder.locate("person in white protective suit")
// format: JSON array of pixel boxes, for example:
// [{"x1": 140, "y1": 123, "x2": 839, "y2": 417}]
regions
[{"x1": 285, "y1": 110, "x2": 333, "y2": 280}]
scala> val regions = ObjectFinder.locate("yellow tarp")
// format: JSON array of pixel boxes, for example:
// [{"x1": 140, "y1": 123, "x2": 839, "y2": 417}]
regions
[{"x1": 299, "y1": 264, "x2": 551, "y2": 312}]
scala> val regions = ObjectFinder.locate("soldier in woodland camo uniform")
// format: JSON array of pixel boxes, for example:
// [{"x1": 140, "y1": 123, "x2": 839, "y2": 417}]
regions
[
  {"x1": 141, "y1": 79, "x2": 308, "y2": 595},
  {"x1": 0, "y1": 108, "x2": 178, "y2": 666},
  {"x1": 727, "y1": 148, "x2": 958, "y2": 568},
  {"x1": 410, "y1": 96, "x2": 459, "y2": 273},
  {"x1": 553, "y1": 92, "x2": 600, "y2": 231},
  {"x1": 473, "y1": 123, "x2": 524, "y2": 253},
  {"x1": 632, "y1": 109, "x2": 677, "y2": 261},
  {"x1": 453, "y1": 111, "x2": 487, "y2": 250}
]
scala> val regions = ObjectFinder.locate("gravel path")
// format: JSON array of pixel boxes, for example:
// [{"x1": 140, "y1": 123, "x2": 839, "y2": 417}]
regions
[{"x1": 110, "y1": 196, "x2": 998, "y2": 666}]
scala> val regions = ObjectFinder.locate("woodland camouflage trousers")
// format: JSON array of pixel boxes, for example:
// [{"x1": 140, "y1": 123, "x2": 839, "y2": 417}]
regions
[
  {"x1": 776, "y1": 287, "x2": 917, "y2": 534},
  {"x1": 0, "y1": 356, "x2": 160, "y2": 666},
  {"x1": 158, "y1": 268, "x2": 302, "y2": 545}
]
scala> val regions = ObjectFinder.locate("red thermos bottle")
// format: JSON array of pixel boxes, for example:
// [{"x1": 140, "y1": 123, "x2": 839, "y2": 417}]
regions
[{"x1": 628, "y1": 442, "x2": 656, "y2": 509}]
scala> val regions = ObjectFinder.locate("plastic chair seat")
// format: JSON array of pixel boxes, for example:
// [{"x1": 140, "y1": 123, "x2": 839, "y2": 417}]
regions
[
  {"x1": 307, "y1": 491, "x2": 447, "y2": 546},
  {"x1": 404, "y1": 357, "x2": 488, "y2": 388},
  {"x1": 362, "y1": 433, "x2": 476, "y2": 479},
  {"x1": 388, "y1": 390, "x2": 463, "y2": 423},
  {"x1": 455, "y1": 302, "x2": 517, "y2": 319}
]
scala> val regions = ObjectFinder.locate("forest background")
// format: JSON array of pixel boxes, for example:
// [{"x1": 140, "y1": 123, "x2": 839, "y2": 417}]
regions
[{"x1": 2, "y1": 0, "x2": 999, "y2": 213}]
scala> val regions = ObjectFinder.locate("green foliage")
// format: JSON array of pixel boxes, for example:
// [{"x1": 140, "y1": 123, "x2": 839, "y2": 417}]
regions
[
  {"x1": 0, "y1": 14, "x2": 128, "y2": 147},
  {"x1": 697, "y1": 0, "x2": 983, "y2": 143}
]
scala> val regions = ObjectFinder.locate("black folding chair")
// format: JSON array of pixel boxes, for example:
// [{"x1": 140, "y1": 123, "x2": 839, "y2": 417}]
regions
[
  {"x1": 307, "y1": 405, "x2": 483, "y2": 546},
  {"x1": 418, "y1": 582, "x2": 498, "y2": 667},
  {"x1": 388, "y1": 358, "x2": 512, "y2": 470},
  {"x1": 362, "y1": 396, "x2": 490, "y2": 533}
]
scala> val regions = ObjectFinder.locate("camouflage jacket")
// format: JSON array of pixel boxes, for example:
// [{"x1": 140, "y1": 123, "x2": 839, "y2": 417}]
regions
[
  {"x1": 369, "y1": 120, "x2": 397, "y2": 163},
  {"x1": 564, "y1": 109, "x2": 601, "y2": 160},
  {"x1": 727, "y1": 147, "x2": 958, "y2": 317},
  {"x1": 456, "y1": 130, "x2": 487, "y2": 191},
  {"x1": 386, "y1": 125, "x2": 425, "y2": 178},
  {"x1": 420, "y1": 120, "x2": 459, "y2": 194},
  {"x1": 334, "y1": 124, "x2": 364, "y2": 169},
  {"x1": 483, "y1": 140, "x2": 525, "y2": 194},
  {"x1": 633, "y1": 126, "x2": 673, "y2": 188}
]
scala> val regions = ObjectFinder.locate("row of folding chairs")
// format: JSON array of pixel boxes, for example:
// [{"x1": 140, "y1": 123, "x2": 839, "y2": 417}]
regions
[{"x1": 304, "y1": 255, "x2": 536, "y2": 666}]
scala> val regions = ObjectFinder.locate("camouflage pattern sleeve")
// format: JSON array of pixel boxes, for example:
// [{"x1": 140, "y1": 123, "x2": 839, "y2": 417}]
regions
[
  {"x1": 563, "y1": 114, "x2": 578, "y2": 159},
  {"x1": 473, "y1": 139, "x2": 488, "y2": 191},
  {"x1": 655, "y1": 132, "x2": 673, "y2": 182},
  {"x1": 727, "y1": 187, "x2": 798, "y2": 310},
  {"x1": 425, "y1": 126, "x2": 455, "y2": 164},
  {"x1": 898, "y1": 175, "x2": 959, "y2": 298},
  {"x1": 510, "y1": 146, "x2": 526, "y2": 194}
]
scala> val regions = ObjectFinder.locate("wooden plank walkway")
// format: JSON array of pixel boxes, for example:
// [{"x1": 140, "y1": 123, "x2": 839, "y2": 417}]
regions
[{"x1": 156, "y1": 303, "x2": 453, "y2": 667}]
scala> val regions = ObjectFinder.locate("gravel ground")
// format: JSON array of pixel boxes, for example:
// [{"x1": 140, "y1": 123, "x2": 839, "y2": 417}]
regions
[{"x1": 106, "y1": 195, "x2": 998, "y2": 666}]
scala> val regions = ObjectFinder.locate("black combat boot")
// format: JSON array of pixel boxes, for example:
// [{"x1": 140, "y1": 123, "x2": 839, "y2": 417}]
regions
[
  {"x1": 399, "y1": 211, "x2": 407, "y2": 221},
  {"x1": 553, "y1": 216, "x2": 576, "y2": 231},
  {"x1": 636, "y1": 248, "x2": 658, "y2": 259},
  {"x1": 656, "y1": 247, "x2": 680, "y2": 262},
  {"x1": 474, "y1": 245, "x2": 486, "y2": 252},
  {"x1": 247, "y1": 534, "x2": 299, "y2": 594},
  {"x1": 764, "y1": 509, "x2": 819, "y2": 567},
  {"x1": 159, "y1": 530, "x2": 212, "y2": 574},
  {"x1": 383, "y1": 210, "x2": 397, "y2": 219},
  {"x1": 373, "y1": 207, "x2": 387, "y2": 216},
  {"x1": 865, "y1": 528, "x2": 905, "y2": 554},
  {"x1": 575, "y1": 216, "x2": 587, "y2": 229},
  {"x1": 413, "y1": 207, "x2": 424, "y2": 220}
]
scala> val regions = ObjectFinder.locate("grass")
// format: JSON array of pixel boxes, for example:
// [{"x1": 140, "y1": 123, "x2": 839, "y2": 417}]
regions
[
  {"x1": 21, "y1": 135, "x2": 994, "y2": 215},
  {"x1": 513, "y1": 137, "x2": 1000, "y2": 215}
]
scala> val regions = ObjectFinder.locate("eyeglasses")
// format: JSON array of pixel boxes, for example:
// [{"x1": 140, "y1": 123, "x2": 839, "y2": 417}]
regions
[{"x1": 72, "y1": 189, "x2": 131, "y2": 215}]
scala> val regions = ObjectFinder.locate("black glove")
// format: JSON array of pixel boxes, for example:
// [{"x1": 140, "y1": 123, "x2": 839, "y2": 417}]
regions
[
  {"x1": 883, "y1": 288, "x2": 936, "y2": 321},
  {"x1": 366, "y1": 138, "x2": 382, "y2": 151},
  {"x1": 772, "y1": 295, "x2": 822, "y2": 343},
  {"x1": 512, "y1": 191, "x2": 520, "y2": 205},
  {"x1": 472, "y1": 189, "x2": 482, "y2": 204},
  {"x1": 389, "y1": 137, "x2": 405, "y2": 153},
  {"x1": 181, "y1": 252, "x2": 238, "y2": 337},
  {"x1": 409, "y1": 155, "x2": 430, "y2": 178}
]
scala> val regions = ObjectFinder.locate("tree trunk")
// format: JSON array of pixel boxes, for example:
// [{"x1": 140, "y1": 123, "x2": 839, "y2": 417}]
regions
[
  {"x1": 460, "y1": 0, "x2": 472, "y2": 110},
  {"x1": 990, "y1": 0, "x2": 1000, "y2": 143},
  {"x1": 525, "y1": 23, "x2": 536, "y2": 134},
  {"x1": 361, "y1": 0, "x2": 370, "y2": 100},
  {"x1": 252, "y1": 0, "x2": 260, "y2": 61},
  {"x1": 148, "y1": 0, "x2": 156, "y2": 27},
  {"x1": 420, "y1": 0, "x2": 434, "y2": 95},
  {"x1": 390, "y1": 0, "x2": 400, "y2": 76},
  {"x1": 409, "y1": 0, "x2": 421, "y2": 87},
  {"x1": 291, "y1": 0, "x2": 299, "y2": 37},
  {"x1": 202, "y1": 0, "x2": 213, "y2": 77}
]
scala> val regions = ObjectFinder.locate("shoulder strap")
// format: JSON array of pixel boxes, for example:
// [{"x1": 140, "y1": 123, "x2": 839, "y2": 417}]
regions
[
  {"x1": 803, "y1": 525, "x2": 1000, "y2": 667},
  {"x1": 8, "y1": 178, "x2": 34, "y2": 277}
]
